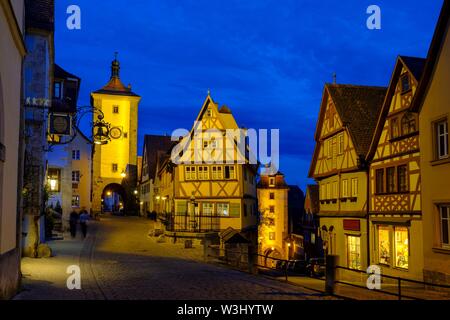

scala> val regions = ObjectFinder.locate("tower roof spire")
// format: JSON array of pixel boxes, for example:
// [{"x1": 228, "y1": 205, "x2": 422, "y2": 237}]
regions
[
  {"x1": 111, "y1": 51, "x2": 120, "y2": 79},
  {"x1": 92, "y1": 52, "x2": 140, "y2": 97}
]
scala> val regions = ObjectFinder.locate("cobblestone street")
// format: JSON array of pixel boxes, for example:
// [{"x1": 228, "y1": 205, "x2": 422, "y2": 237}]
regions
[{"x1": 16, "y1": 216, "x2": 335, "y2": 300}]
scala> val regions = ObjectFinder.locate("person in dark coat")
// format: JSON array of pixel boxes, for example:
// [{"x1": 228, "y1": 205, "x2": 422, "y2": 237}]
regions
[
  {"x1": 79, "y1": 209, "x2": 90, "y2": 238},
  {"x1": 69, "y1": 210, "x2": 79, "y2": 238}
]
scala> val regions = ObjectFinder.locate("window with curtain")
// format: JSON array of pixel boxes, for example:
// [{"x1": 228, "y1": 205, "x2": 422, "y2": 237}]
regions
[
  {"x1": 386, "y1": 167, "x2": 396, "y2": 193},
  {"x1": 397, "y1": 165, "x2": 408, "y2": 193},
  {"x1": 375, "y1": 169, "x2": 384, "y2": 194}
]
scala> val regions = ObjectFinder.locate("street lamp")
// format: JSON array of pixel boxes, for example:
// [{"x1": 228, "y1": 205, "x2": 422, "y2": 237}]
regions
[
  {"x1": 120, "y1": 171, "x2": 126, "y2": 178},
  {"x1": 134, "y1": 190, "x2": 138, "y2": 195}
]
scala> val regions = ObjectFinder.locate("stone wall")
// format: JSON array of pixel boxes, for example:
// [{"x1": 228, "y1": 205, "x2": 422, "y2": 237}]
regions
[{"x1": 0, "y1": 248, "x2": 20, "y2": 300}]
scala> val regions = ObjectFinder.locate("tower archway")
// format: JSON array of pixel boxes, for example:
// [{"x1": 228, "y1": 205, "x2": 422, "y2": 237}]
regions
[
  {"x1": 263, "y1": 247, "x2": 282, "y2": 268},
  {"x1": 101, "y1": 183, "x2": 126, "y2": 214}
]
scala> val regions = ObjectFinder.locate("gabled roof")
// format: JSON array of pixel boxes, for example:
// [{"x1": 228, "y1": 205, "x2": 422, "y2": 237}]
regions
[
  {"x1": 366, "y1": 56, "x2": 426, "y2": 161},
  {"x1": 400, "y1": 56, "x2": 426, "y2": 81},
  {"x1": 141, "y1": 135, "x2": 175, "y2": 181},
  {"x1": 326, "y1": 84, "x2": 387, "y2": 157},
  {"x1": 412, "y1": 0, "x2": 450, "y2": 113},
  {"x1": 219, "y1": 227, "x2": 251, "y2": 244},
  {"x1": 309, "y1": 83, "x2": 386, "y2": 177}
]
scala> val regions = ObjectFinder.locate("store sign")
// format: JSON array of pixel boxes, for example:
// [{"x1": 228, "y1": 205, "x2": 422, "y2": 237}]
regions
[
  {"x1": 49, "y1": 113, "x2": 72, "y2": 136},
  {"x1": 343, "y1": 219, "x2": 360, "y2": 231}
]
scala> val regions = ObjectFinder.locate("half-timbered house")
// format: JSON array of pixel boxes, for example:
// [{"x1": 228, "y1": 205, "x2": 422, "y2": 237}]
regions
[
  {"x1": 156, "y1": 94, "x2": 258, "y2": 237},
  {"x1": 309, "y1": 84, "x2": 386, "y2": 272},
  {"x1": 366, "y1": 56, "x2": 426, "y2": 280}
]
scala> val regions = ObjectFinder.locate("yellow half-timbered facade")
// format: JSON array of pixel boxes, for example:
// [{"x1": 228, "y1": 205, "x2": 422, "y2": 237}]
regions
[
  {"x1": 309, "y1": 84, "x2": 386, "y2": 273},
  {"x1": 367, "y1": 56, "x2": 426, "y2": 280},
  {"x1": 156, "y1": 94, "x2": 258, "y2": 234}
]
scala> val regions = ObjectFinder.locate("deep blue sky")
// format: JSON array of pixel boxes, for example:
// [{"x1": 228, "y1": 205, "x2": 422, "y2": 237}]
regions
[{"x1": 55, "y1": 0, "x2": 443, "y2": 190}]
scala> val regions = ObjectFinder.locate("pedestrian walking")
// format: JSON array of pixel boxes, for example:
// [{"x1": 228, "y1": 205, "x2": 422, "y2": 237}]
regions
[
  {"x1": 69, "y1": 210, "x2": 79, "y2": 238},
  {"x1": 79, "y1": 209, "x2": 90, "y2": 238}
]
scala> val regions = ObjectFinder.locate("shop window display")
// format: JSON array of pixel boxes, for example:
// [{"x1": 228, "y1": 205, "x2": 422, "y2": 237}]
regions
[
  {"x1": 394, "y1": 227, "x2": 409, "y2": 269},
  {"x1": 347, "y1": 235, "x2": 361, "y2": 270},
  {"x1": 378, "y1": 226, "x2": 391, "y2": 265}
]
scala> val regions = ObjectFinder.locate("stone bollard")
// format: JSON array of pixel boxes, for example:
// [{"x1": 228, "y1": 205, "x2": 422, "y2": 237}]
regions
[
  {"x1": 247, "y1": 246, "x2": 258, "y2": 275},
  {"x1": 325, "y1": 255, "x2": 338, "y2": 295},
  {"x1": 203, "y1": 238, "x2": 212, "y2": 262}
]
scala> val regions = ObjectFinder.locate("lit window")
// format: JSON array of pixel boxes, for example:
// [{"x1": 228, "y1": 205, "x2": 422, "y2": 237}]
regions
[
  {"x1": 113, "y1": 105, "x2": 119, "y2": 114},
  {"x1": 202, "y1": 203, "x2": 214, "y2": 214},
  {"x1": 185, "y1": 166, "x2": 196, "y2": 180},
  {"x1": 394, "y1": 226, "x2": 409, "y2": 269},
  {"x1": 347, "y1": 236, "x2": 361, "y2": 270},
  {"x1": 71, "y1": 195, "x2": 80, "y2": 207},
  {"x1": 439, "y1": 205, "x2": 450, "y2": 249},
  {"x1": 217, "y1": 203, "x2": 229, "y2": 216},
  {"x1": 198, "y1": 166, "x2": 208, "y2": 180},
  {"x1": 72, "y1": 170, "x2": 80, "y2": 182},
  {"x1": 436, "y1": 119, "x2": 449, "y2": 160},
  {"x1": 378, "y1": 225, "x2": 391, "y2": 265}
]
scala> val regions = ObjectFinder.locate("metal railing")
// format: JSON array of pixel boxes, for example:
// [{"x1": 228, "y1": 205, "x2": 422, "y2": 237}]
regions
[
  {"x1": 334, "y1": 264, "x2": 450, "y2": 300},
  {"x1": 161, "y1": 212, "x2": 220, "y2": 232},
  {"x1": 205, "y1": 246, "x2": 450, "y2": 300}
]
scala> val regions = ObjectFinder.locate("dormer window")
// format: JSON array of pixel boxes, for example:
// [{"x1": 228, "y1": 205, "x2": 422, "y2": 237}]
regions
[{"x1": 401, "y1": 74, "x2": 411, "y2": 93}]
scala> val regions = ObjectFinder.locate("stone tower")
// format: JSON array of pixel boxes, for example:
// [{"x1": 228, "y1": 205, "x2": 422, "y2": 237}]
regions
[{"x1": 90, "y1": 54, "x2": 141, "y2": 214}]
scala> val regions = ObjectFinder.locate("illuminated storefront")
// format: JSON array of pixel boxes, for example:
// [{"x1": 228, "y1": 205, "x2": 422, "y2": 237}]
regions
[
  {"x1": 346, "y1": 235, "x2": 361, "y2": 270},
  {"x1": 376, "y1": 224, "x2": 409, "y2": 270}
]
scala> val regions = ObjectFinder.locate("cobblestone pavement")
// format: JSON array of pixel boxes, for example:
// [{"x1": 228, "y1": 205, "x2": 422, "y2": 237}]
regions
[{"x1": 16, "y1": 216, "x2": 335, "y2": 300}]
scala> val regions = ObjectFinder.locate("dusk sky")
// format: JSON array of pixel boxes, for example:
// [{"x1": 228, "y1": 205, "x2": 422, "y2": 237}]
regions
[{"x1": 54, "y1": 0, "x2": 443, "y2": 190}]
